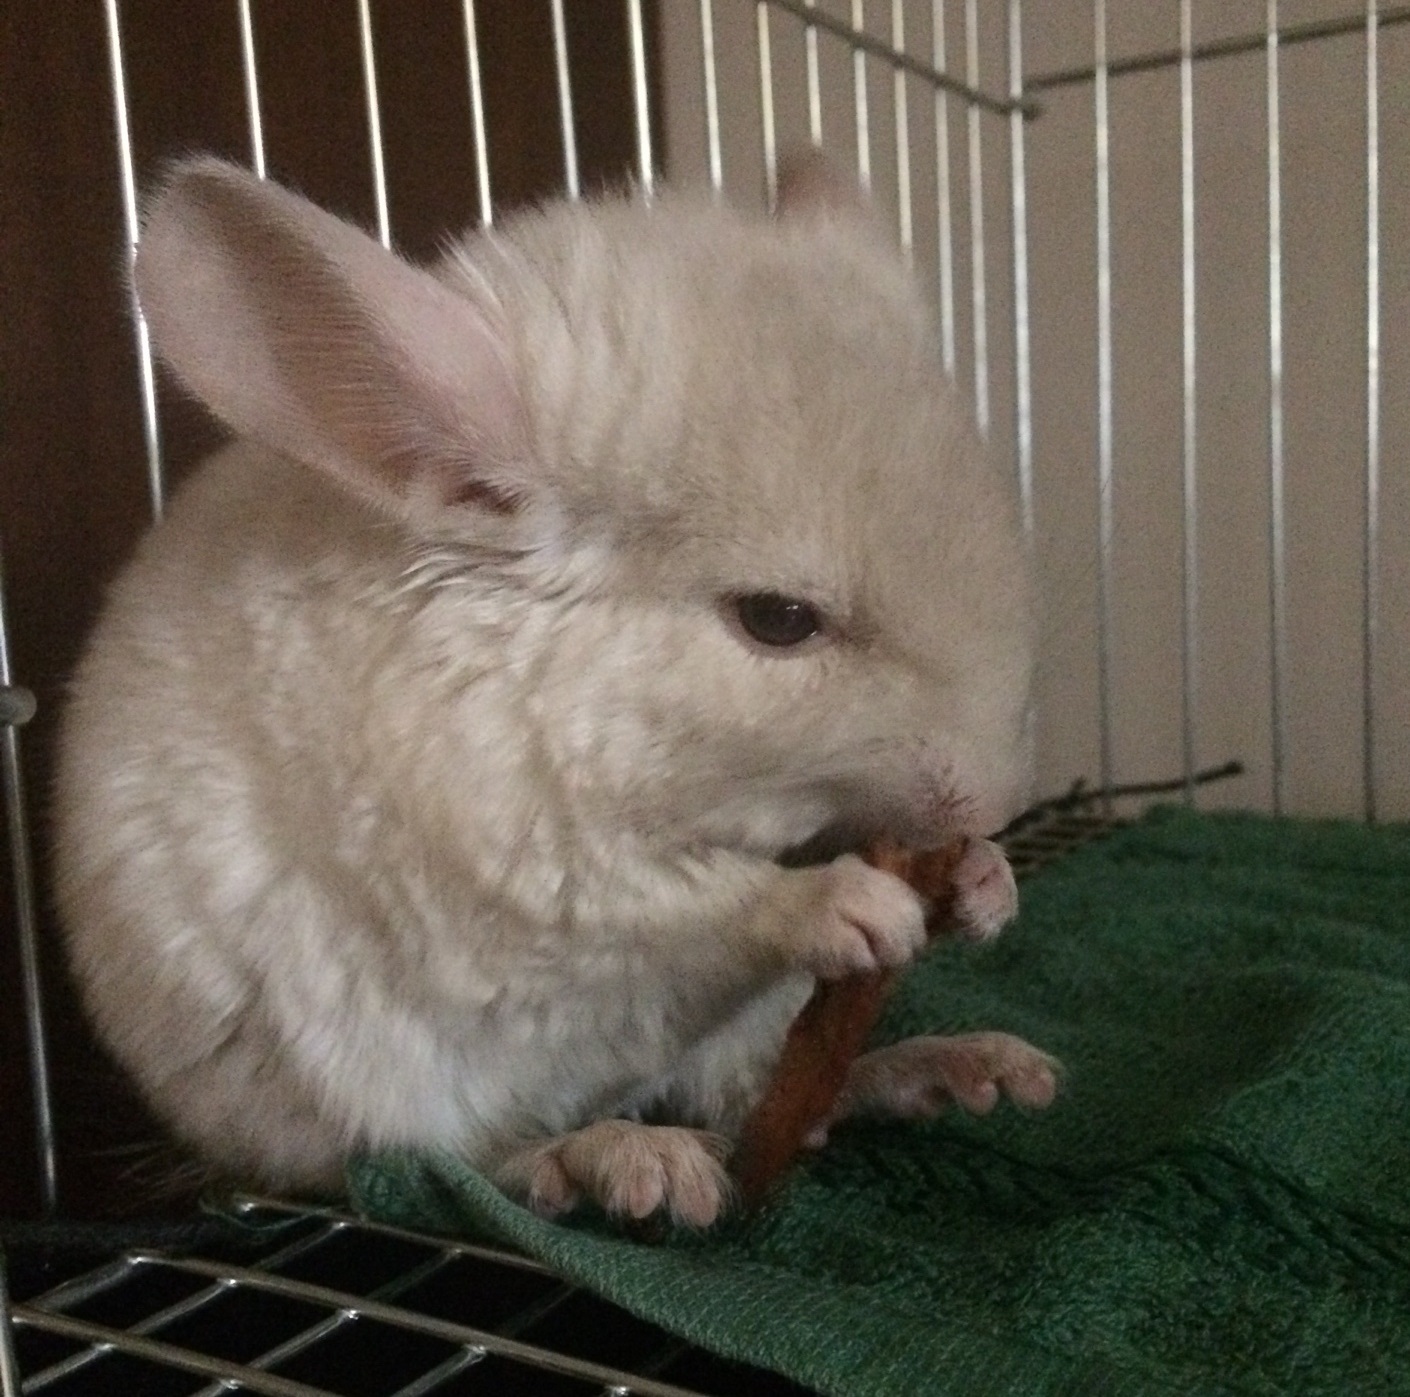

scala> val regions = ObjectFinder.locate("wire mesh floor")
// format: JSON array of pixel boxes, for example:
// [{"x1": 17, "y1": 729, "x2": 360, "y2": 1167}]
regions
[
  {"x1": 3, "y1": 1197, "x2": 819, "y2": 1397},
  {"x1": 0, "y1": 809, "x2": 1124, "y2": 1397}
]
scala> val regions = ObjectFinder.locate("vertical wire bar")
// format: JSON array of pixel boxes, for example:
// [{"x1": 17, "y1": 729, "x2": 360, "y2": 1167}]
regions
[
  {"x1": 933, "y1": 0, "x2": 956, "y2": 376},
  {"x1": 0, "y1": 1253, "x2": 21, "y2": 1397},
  {"x1": 1094, "y1": 0, "x2": 1116, "y2": 806},
  {"x1": 1266, "y1": 0, "x2": 1287, "y2": 814},
  {"x1": 0, "y1": 547, "x2": 56, "y2": 1215},
  {"x1": 462, "y1": 0, "x2": 494, "y2": 223},
  {"x1": 699, "y1": 0, "x2": 724, "y2": 191},
  {"x1": 1180, "y1": 0, "x2": 1198, "y2": 800},
  {"x1": 627, "y1": 0, "x2": 655, "y2": 196},
  {"x1": 103, "y1": 0, "x2": 164, "y2": 520},
  {"x1": 804, "y1": 0, "x2": 823, "y2": 146},
  {"x1": 892, "y1": 1, "x2": 913, "y2": 259},
  {"x1": 758, "y1": 4, "x2": 778, "y2": 205},
  {"x1": 1008, "y1": 0, "x2": 1033, "y2": 540},
  {"x1": 965, "y1": 0, "x2": 990, "y2": 437},
  {"x1": 356, "y1": 0, "x2": 391, "y2": 247},
  {"x1": 550, "y1": 0, "x2": 581, "y2": 200},
  {"x1": 1363, "y1": 0, "x2": 1380, "y2": 821},
  {"x1": 236, "y1": 0, "x2": 266, "y2": 177},
  {"x1": 852, "y1": 0, "x2": 872, "y2": 190}
]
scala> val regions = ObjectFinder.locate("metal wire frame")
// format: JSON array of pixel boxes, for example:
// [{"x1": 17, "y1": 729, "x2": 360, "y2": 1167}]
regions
[
  {"x1": 0, "y1": 548, "x2": 53, "y2": 1220},
  {"x1": 357, "y1": 0, "x2": 392, "y2": 248},
  {"x1": 462, "y1": 0, "x2": 494, "y2": 225},
  {"x1": 102, "y1": 0, "x2": 164, "y2": 522},
  {"x1": 1363, "y1": 0, "x2": 1382, "y2": 824},
  {"x1": 6, "y1": 1199, "x2": 790, "y2": 1397},
  {"x1": 1266, "y1": 0, "x2": 1288, "y2": 817},
  {"x1": 1026, "y1": 2, "x2": 1410, "y2": 93},
  {"x1": 699, "y1": 0, "x2": 725, "y2": 191},
  {"x1": 1092, "y1": 0, "x2": 1115, "y2": 808},
  {"x1": 551, "y1": 0, "x2": 582, "y2": 201},
  {"x1": 236, "y1": 0, "x2": 267, "y2": 178},
  {"x1": 802, "y1": 0, "x2": 823, "y2": 146},
  {"x1": 964, "y1": 0, "x2": 991, "y2": 440},
  {"x1": 891, "y1": 0, "x2": 914, "y2": 260},
  {"x1": 0, "y1": 1263, "x2": 19, "y2": 1397},
  {"x1": 757, "y1": 3, "x2": 778, "y2": 204},
  {"x1": 628, "y1": 0, "x2": 657, "y2": 195},
  {"x1": 850, "y1": 0, "x2": 872, "y2": 190},
  {"x1": 1007, "y1": 0, "x2": 1033, "y2": 542},
  {"x1": 1179, "y1": 0, "x2": 1198, "y2": 804},
  {"x1": 751, "y1": 0, "x2": 1024, "y2": 439},
  {"x1": 1019, "y1": 0, "x2": 1398, "y2": 821},
  {"x1": 933, "y1": 0, "x2": 957, "y2": 376},
  {"x1": 761, "y1": 0, "x2": 1035, "y2": 117}
]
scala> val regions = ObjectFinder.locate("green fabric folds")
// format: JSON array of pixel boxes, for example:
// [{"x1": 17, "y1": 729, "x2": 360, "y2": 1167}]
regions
[{"x1": 350, "y1": 809, "x2": 1410, "y2": 1396}]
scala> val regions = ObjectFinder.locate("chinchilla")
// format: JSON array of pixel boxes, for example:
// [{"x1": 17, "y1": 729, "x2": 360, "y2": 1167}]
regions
[{"x1": 53, "y1": 153, "x2": 1047, "y2": 1226}]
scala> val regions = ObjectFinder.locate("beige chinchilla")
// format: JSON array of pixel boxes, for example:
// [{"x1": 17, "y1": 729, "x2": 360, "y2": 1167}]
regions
[{"x1": 54, "y1": 153, "x2": 1055, "y2": 1227}]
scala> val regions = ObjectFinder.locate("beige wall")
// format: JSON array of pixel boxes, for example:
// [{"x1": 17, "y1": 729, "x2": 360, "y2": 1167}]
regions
[{"x1": 660, "y1": 1, "x2": 1408, "y2": 820}]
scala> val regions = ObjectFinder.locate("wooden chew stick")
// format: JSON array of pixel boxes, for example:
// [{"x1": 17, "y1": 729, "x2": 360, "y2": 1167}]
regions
[{"x1": 732, "y1": 837, "x2": 971, "y2": 1207}]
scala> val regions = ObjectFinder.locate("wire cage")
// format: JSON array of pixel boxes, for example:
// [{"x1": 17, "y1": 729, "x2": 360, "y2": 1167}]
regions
[{"x1": 2, "y1": 2, "x2": 1405, "y2": 1392}]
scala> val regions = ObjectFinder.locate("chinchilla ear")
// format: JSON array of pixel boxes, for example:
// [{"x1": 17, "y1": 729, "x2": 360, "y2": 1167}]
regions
[
  {"x1": 135, "y1": 158, "x2": 532, "y2": 529},
  {"x1": 773, "y1": 148, "x2": 878, "y2": 226}
]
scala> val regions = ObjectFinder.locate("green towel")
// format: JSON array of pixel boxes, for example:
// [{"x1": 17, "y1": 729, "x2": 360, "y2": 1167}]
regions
[{"x1": 349, "y1": 809, "x2": 1410, "y2": 1397}]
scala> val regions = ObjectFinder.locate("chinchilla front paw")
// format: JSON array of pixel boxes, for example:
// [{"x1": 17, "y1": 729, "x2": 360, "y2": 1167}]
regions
[{"x1": 789, "y1": 853, "x2": 928, "y2": 979}]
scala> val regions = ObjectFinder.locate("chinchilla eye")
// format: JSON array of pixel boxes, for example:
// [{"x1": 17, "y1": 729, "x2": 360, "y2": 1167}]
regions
[{"x1": 732, "y1": 592, "x2": 823, "y2": 648}]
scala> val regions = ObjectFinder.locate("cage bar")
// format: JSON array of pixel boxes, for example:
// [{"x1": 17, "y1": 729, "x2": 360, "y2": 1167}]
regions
[
  {"x1": 1363, "y1": 0, "x2": 1380, "y2": 822},
  {"x1": 757, "y1": 3, "x2": 778, "y2": 205},
  {"x1": 20, "y1": 1253, "x2": 147, "y2": 1319},
  {"x1": 1026, "y1": 3, "x2": 1410, "y2": 92},
  {"x1": 462, "y1": 0, "x2": 494, "y2": 223},
  {"x1": 1180, "y1": 0, "x2": 1198, "y2": 801},
  {"x1": 803, "y1": 0, "x2": 822, "y2": 146},
  {"x1": 0, "y1": 1255, "x2": 19, "y2": 1397},
  {"x1": 933, "y1": 0, "x2": 956, "y2": 376},
  {"x1": 357, "y1": 0, "x2": 391, "y2": 246},
  {"x1": 763, "y1": 0, "x2": 1035, "y2": 115},
  {"x1": 236, "y1": 0, "x2": 266, "y2": 177},
  {"x1": 1008, "y1": 0, "x2": 1033, "y2": 539},
  {"x1": 13, "y1": 1202, "x2": 722, "y2": 1396},
  {"x1": 628, "y1": 0, "x2": 656, "y2": 194},
  {"x1": 965, "y1": 0, "x2": 990, "y2": 438},
  {"x1": 699, "y1": 0, "x2": 724, "y2": 190},
  {"x1": 116, "y1": 1252, "x2": 702, "y2": 1396},
  {"x1": 852, "y1": 0, "x2": 871, "y2": 189},
  {"x1": 232, "y1": 1196, "x2": 558, "y2": 1275},
  {"x1": 103, "y1": 0, "x2": 164, "y2": 518},
  {"x1": 1094, "y1": 0, "x2": 1116, "y2": 806},
  {"x1": 18, "y1": 1308, "x2": 330, "y2": 1397},
  {"x1": 183, "y1": 1249, "x2": 459, "y2": 1397},
  {"x1": 1267, "y1": 0, "x2": 1287, "y2": 814},
  {"x1": 550, "y1": 0, "x2": 581, "y2": 200},
  {"x1": 892, "y1": 1, "x2": 913, "y2": 257},
  {"x1": 0, "y1": 567, "x2": 55, "y2": 1214},
  {"x1": 21, "y1": 1224, "x2": 345, "y2": 1388}
]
